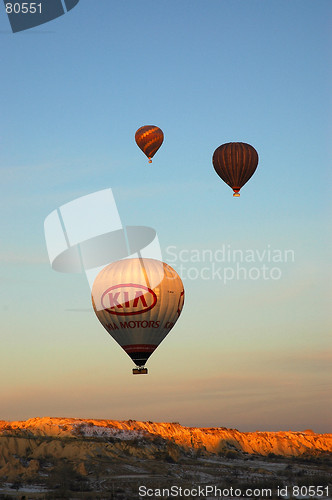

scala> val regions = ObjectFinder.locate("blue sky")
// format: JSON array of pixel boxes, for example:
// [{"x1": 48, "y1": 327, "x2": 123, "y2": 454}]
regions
[{"x1": 0, "y1": 0, "x2": 331, "y2": 432}]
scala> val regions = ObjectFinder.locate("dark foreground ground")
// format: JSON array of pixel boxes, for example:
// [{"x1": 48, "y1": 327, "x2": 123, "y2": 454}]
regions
[{"x1": 0, "y1": 451, "x2": 331, "y2": 500}]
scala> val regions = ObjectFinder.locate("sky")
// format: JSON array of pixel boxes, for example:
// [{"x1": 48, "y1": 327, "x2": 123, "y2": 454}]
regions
[{"x1": 0, "y1": 0, "x2": 331, "y2": 433}]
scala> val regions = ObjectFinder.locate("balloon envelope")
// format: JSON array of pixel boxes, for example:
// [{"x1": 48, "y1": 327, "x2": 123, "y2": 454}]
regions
[
  {"x1": 212, "y1": 142, "x2": 259, "y2": 196},
  {"x1": 135, "y1": 125, "x2": 164, "y2": 163},
  {"x1": 91, "y1": 258, "x2": 184, "y2": 371}
]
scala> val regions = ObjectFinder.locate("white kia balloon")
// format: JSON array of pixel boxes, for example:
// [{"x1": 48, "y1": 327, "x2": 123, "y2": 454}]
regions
[{"x1": 91, "y1": 258, "x2": 184, "y2": 374}]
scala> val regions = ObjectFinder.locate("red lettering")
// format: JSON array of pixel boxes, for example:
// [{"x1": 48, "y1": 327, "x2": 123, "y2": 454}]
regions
[
  {"x1": 133, "y1": 291, "x2": 148, "y2": 308},
  {"x1": 164, "y1": 321, "x2": 174, "y2": 329},
  {"x1": 107, "y1": 292, "x2": 123, "y2": 309},
  {"x1": 106, "y1": 322, "x2": 119, "y2": 331},
  {"x1": 123, "y1": 291, "x2": 130, "y2": 307}
]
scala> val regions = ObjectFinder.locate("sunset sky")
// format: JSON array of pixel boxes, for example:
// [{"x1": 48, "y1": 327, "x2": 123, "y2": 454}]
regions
[{"x1": 0, "y1": 1, "x2": 331, "y2": 433}]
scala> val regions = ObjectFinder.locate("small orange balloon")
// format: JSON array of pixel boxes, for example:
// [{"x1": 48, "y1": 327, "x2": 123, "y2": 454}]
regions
[{"x1": 135, "y1": 125, "x2": 164, "y2": 163}]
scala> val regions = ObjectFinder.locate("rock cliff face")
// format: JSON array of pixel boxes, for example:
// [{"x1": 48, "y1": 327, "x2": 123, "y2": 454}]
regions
[
  {"x1": 0, "y1": 417, "x2": 331, "y2": 470},
  {"x1": 0, "y1": 418, "x2": 331, "y2": 497}
]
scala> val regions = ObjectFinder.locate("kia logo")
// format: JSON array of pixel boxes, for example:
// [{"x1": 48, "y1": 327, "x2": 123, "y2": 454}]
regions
[{"x1": 101, "y1": 284, "x2": 157, "y2": 316}]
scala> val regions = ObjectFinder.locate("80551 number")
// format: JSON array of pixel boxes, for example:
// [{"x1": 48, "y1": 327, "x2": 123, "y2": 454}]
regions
[{"x1": 6, "y1": 3, "x2": 42, "y2": 14}]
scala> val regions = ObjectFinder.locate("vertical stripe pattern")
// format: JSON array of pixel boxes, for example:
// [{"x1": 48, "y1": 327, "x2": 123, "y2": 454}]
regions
[
  {"x1": 212, "y1": 142, "x2": 259, "y2": 195},
  {"x1": 92, "y1": 258, "x2": 184, "y2": 368}
]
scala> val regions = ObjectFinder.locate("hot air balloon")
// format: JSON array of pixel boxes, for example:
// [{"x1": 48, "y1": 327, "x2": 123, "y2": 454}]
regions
[
  {"x1": 212, "y1": 142, "x2": 259, "y2": 197},
  {"x1": 135, "y1": 125, "x2": 164, "y2": 163},
  {"x1": 91, "y1": 258, "x2": 184, "y2": 374}
]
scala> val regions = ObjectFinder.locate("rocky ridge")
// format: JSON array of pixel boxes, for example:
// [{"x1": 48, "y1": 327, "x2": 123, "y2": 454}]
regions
[
  {"x1": 0, "y1": 417, "x2": 331, "y2": 467},
  {"x1": 0, "y1": 417, "x2": 331, "y2": 497}
]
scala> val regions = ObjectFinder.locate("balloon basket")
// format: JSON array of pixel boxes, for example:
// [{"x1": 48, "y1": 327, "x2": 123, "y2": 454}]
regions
[
  {"x1": 133, "y1": 367, "x2": 148, "y2": 375},
  {"x1": 148, "y1": 158, "x2": 152, "y2": 163},
  {"x1": 233, "y1": 192, "x2": 240, "y2": 197}
]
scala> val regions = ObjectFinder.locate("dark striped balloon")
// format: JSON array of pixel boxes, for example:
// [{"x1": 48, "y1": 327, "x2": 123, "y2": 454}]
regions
[
  {"x1": 212, "y1": 142, "x2": 259, "y2": 197},
  {"x1": 135, "y1": 125, "x2": 164, "y2": 163}
]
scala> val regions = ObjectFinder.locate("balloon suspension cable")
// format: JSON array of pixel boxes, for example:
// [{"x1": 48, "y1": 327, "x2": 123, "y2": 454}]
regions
[{"x1": 148, "y1": 158, "x2": 152, "y2": 163}]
